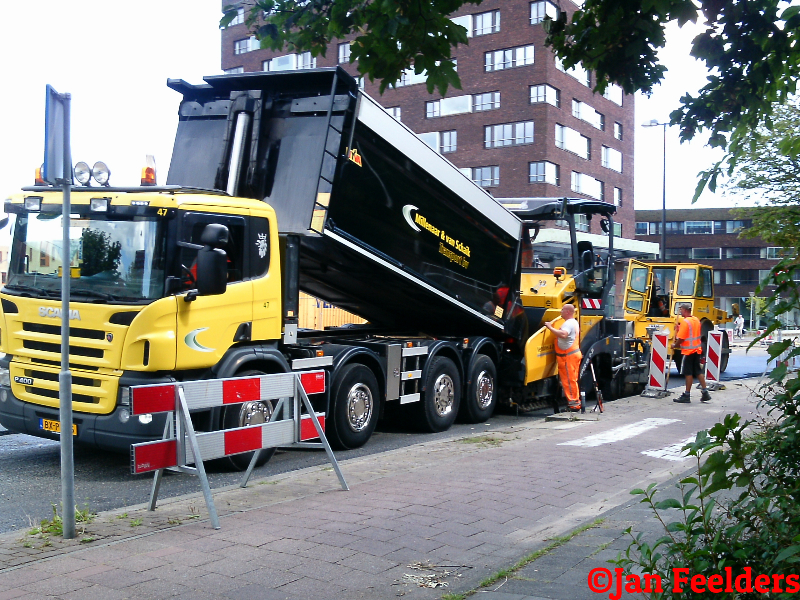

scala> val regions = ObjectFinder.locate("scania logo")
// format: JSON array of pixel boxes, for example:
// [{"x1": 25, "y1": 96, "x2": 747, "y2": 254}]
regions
[{"x1": 38, "y1": 307, "x2": 81, "y2": 321}]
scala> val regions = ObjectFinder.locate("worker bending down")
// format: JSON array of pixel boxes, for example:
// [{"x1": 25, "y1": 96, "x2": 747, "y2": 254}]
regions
[{"x1": 545, "y1": 304, "x2": 582, "y2": 411}]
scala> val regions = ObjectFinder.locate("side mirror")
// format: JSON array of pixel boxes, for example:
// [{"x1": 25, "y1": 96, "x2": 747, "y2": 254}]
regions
[
  {"x1": 0, "y1": 217, "x2": 8, "y2": 230},
  {"x1": 193, "y1": 223, "x2": 229, "y2": 298},
  {"x1": 196, "y1": 247, "x2": 227, "y2": 296}
]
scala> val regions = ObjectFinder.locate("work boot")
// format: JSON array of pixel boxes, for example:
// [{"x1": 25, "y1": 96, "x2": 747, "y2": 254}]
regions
[
  {"x1": 673, "y1": 392, "x2": 691, "y2": 403},
  {"x1": 701, "y1": 389, "x2": 712, "y2": 402}
]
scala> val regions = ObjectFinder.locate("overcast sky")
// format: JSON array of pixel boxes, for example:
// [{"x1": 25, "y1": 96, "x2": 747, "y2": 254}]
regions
[{"x1": 0, "y1": 1, "x2": 746, "y2": 215}]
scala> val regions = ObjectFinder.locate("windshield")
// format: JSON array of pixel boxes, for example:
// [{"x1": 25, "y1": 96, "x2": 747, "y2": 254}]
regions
[{"x1": 7, "y1": 212, "x2": 166, "y2": 302}]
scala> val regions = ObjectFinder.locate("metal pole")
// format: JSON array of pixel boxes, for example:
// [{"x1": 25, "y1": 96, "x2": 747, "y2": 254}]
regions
[
  {"x1": 59, "y1": 93, "x2": 75, "y2": 539},
  {"x1": 661, "y1": 123, "x2": 667, "y2": 263}
]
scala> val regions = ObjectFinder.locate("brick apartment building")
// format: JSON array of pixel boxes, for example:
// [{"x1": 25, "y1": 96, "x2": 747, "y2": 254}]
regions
[
  {"x1": 635, "y1": 207, "x2": 800, "y2": 328},
  {"x1": 219, "y1": 0, "x2": 637, "y2": 239}
]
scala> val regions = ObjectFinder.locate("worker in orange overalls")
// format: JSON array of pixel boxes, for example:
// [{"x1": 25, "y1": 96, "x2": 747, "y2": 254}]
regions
[
  {"x1": 545, "y1": 304, "x2": 582, "y2": 411},
  {"x1": 672, "y1": 303, "x2": 712, "y2": 403}
]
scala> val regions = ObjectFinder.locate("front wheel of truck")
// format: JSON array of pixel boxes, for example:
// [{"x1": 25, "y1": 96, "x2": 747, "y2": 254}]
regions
[
  {"x1": 417, "y1": 356, "x2": 460, "y2": 433},
  {"x1": 328, "y1": 363, "x2": 380, "y2": 450},
  {"x1": 220, "y1": 370, "x2": 277, "y2": 471}
]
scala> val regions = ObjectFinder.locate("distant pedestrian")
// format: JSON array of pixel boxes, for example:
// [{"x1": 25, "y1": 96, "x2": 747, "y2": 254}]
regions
[
  {"x1": 545, "y1": 304, "x2": 582, "y2": 411},
  {"x1": 672, "y1": 303, "x2": 711, "y2": 403},
  {"x1": 734, "y1": 314, "x2": 745, "y2": 339}
]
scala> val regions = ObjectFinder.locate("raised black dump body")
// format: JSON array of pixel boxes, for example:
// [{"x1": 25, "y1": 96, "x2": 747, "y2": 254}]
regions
[{"x1": 167, "y1": 68, "x2": 523, "y2": 340}]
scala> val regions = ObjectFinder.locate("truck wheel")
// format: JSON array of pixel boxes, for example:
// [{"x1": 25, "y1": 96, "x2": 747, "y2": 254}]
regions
[
  {"x1": 417, "y1": 356, "x2": 460, "y2": 432},
  {"x1": 461, "y1": 355, "x2": 496, "y2": 423},
  {"x1": 328, "y1": 364, "x2": 379, "y2": 450},
  {"x1": 220, "y1": 370, "x2": 276, "y2": 471},
  {"x1": 720, "y1": 331, "x2": 730, "y2": 373}
]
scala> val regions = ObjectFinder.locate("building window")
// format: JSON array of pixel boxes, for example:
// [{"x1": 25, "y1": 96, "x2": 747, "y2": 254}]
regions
[
  {"x1": 426, "y1": 94, "x2": 472, "y2": 118},
  {"x1": 393, "y1": 68, "x2": 428, "y2": 88},
  {"x1": 530, "y1": 84, "x2": 560, "y2": 107},
  {"x1": 485, "y1": 121, "x2": 534, "y2": 148},
  {"x1": 473, "y1": 10, "x2": 500, "y2": 35},
  {"x1": 572, "y1": 99, "x2": 603, "y2": 129},
  {"x1": 263, "y1": 52, "x2": 316, "y2": 71},
  {"x1": 685, "y1": 220, "x2": 713, "y2": 234},
  {"x1": 418, "y1": 132, "x2": 440, "y2": 152},
  {"x1": 614, "y1": 122, "x2": 623, "y2": 140},
  {"x1": 472, "y1": 166, "x2": 500, "y2": 187},
  {"x1": 725, "y1": 247, "x2": 760, "y2": 259},
  {"x1": 529, "y1": 161, "x2": 559, "y2": 185},
  {"x1": 603, "y1": 84, "x2": 624, "y2": 106},
  {"x1": 692, "y1": 248, "x2": 722, "y2": 260},
  {"x1": 441, "y1": 130, "x2": 457, "y2": 153},
  {"x1": 613, "y1": 222, "x2": 622, "y2": 237},
  {"x1": 614, "y1": 187, "x2": 622, "y2": 206},
  {"x1": 764, "y1": 247, "x2": 794, "y2": 259},
  {"x1": 665, "y1": 248, "x2": 691, "y2": 259},
  {"x1": 635, "y1": 222, "x2": 648, "y2": 235},
  {"x1": 234, "y1": 36, "x2": 257, "y2": 55},
  {"x1": 725, "y1": 270, "x2": 761, "y2": 285},
  {"x1": 473, "y1": 92, "x2": 500, "y2": 112},
  {"x1": 601, "y1": 146, "x2": 622, "y2": 172},
  {"x1": 530, "y1": 1, "x2": 558, "y2": 24},
  {"x1": 726, "y1": 219, "x2": 751, "y2": 233},
  {"x1": 227, "y1": 7, "x2": 244, "y2": 26},
  {"x1": 223, "y1": 67, "x2": 244, "y2": 74},
  {"x1": 555, "y1": 57, "x2": 590, "y2": 86},
  {"x1": 338, "y1": 43, "x2": 351, "y2": 63},
  {"x1": 485, "y1": 45, "x2": 534, "y2": 71},
  {"x1": 387, "y1": 106, "x2": 401, "y2": 121},
  {"x1": 450, "y1": 14, "x2": 473, "y2": 37},
  {"x1": 571, "y1": 171, "x2": 602, "y2": 199},
  {"x1": 666, "y1": 221, "x2": 684, "y2": 234},
  {"x1": 555, "y1": 124, "x2": 590, "y2": 159}
]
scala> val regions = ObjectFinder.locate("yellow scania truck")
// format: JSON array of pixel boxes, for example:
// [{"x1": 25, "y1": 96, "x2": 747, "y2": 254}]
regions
[{"x1": 0, "y1": 69, "x2": 651, "y2": 468}]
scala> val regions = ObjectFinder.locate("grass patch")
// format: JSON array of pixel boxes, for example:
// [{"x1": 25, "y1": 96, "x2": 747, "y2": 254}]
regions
[
  {"x1": 441, "y1": 518, "x2": 606, "y2": 600},
  {"x1": 27, "y1": 503, "x2": 95, "y2": 540},
  {"x1": 458, "y1": 435, "x2": 504, "y2": 447}
]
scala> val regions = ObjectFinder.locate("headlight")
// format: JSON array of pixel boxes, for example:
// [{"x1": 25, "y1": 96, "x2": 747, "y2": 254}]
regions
[
  {"x1": 73, "y1": 161, "x2": 92, "y2": 186},
  {"x1": 118, "y1": 386, "x2": 131, "y2": 406},
  {"x1": 92, "y1": 162, "x2": 110, "y2": 186},
  {"x1": 118, "y1": 408, "x2": 130, "y2": 424},
  {"x1": 0, "y1": 366, "x2": 9, "y2": 387},
  {"x1": 138, "y1": 414, "x2": 153, "y2": 425}
]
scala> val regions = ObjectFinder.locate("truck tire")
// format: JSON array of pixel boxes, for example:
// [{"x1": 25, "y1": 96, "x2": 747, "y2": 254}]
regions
[
  {"x1": 417, "y1": 356, "x2": 460, "y2": 433},
  {"x1": 328, "y1": 363, "x2": 380, "y2": 450},
  {"x1": 220, "y1": 370, "x2": 277, "y2": 471},
  {"x1": 461, "y1": 355, "x2": 496, "y2": 423},
  {"x1": 720, "y1": 331, "x2": 730, "y2": 373}
]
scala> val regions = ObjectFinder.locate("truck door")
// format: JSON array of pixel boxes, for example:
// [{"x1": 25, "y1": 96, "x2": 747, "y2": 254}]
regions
[
  {"x1": 176, "y1": 211, "x2": 253, "y2": 369},
  {"x1": 624, "y1": 260, "x2": 653, "y2": 317}
]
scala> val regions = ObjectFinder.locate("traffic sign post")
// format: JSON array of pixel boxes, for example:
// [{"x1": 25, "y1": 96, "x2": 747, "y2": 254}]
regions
[
  {"x1": 43, "y1": 85, "x2": 76, "y2": 539},
  {"x1": 130, "y1": 371, "x2": 347, "y2": 529}
]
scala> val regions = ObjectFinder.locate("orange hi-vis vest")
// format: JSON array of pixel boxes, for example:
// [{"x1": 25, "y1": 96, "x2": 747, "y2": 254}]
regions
[{"x1": 677, "y1": 316, "x2": 702, "y2": 355}]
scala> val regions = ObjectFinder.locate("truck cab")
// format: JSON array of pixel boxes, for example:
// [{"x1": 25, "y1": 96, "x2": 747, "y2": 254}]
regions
[{"x1": 623, "y1": 260, "x2": 730, "y2": 371}]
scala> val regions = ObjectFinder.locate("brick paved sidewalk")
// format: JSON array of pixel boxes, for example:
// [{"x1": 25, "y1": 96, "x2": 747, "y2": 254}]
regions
[{"x1": 0, "y1": 379, "x2": 764, "y2": 600}]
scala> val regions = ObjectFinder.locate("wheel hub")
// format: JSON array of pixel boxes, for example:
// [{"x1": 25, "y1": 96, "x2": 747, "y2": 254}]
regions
[
  {"x1": 238, "y1": 400, "x2": 273, "y2": 427},
  {"x1": 433, "y1": 374, "x2": 455, "y2": 417},
  {"x1": 346, "y1": 383, "x2": 373, "y2": 432},
  {"x1": 475, "y1": 370, "x2": 494, "y2": 409}
]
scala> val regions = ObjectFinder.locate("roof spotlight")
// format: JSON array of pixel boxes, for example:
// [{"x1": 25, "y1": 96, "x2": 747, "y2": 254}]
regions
[
  {"x1": 92, "y1": 162, "x2": 110, "y2": 186},
  {"x1": 73, "y1": 161, "x2": 92, "y2": 186}
]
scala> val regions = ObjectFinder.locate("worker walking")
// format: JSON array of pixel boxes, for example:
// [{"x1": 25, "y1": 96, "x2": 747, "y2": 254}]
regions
[
  {"x1": 672, "y1": 303, "x2": 712, "y2": 403},
  {"x1": 545, "y1": 304, "x2": 582, "y2": 411}
]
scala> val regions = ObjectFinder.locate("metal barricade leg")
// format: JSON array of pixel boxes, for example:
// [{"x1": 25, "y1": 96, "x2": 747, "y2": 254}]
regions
[
  {"x1": 147, "y1": 415, "x2": 174, "y2": 511},
  {"x1": 296, "y1": 378, "x2": 349, "y2": 491},
  {"x1": 239, "y1": 398, "x2": 287, "y2": 488},
  {"x1": 178, "y1": 387, "x2": 221, "y2": 529}
]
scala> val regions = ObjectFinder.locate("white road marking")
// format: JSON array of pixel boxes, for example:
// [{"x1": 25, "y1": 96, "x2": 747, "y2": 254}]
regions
[
  {"x1": 558, "y1": 418, "x2": 681, "y2": 447},
  {"x1": 641, "y1": 436, "x2": 695, "y2": 461}
]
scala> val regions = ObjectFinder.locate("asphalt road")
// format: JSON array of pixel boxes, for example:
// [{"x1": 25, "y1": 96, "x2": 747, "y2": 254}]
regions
[{"x1": 0, "y1": 342, "x2": 779, "y2": 535}]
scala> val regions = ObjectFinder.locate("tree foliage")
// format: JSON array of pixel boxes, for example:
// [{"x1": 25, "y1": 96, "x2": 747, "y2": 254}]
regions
[{"x1": 224, "y1": 0, "x2": 800, "y2": 199}]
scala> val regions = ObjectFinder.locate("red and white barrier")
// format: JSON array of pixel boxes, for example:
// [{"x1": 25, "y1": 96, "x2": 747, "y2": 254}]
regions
[
  {"x1": 581, "y1": 298, "x2": 602, "y2": 309},
  {"x1": 641, "y1": 332, "x2": 672, "y2": 398},
  {"x1": 705, "y1": 331, "x2": 723, "y2": 386},
  {"x1": 129, "y1": 370, "x2": 347, "y2": 529}
]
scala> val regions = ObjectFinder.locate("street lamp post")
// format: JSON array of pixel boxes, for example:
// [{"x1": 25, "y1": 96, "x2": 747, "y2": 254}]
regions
[
  {"x1": 641, "y1": 120, "x2": 669, "y2": 262},
  {"x1": 749, "y1": 291, "x2": 755, "y2": 331}
]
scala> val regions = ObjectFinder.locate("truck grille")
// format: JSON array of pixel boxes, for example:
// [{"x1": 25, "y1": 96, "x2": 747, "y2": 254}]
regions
[
  {"x1": 21, "y1": 322, "x2": 105, "y2": 360},
  {"x1": 17, "y1": 366, "x2": 105, "y2": 406}
]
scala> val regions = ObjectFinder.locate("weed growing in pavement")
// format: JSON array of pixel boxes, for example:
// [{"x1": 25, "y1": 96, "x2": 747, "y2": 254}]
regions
[
  {"x1": 458, "y1": 435, "x2": 503, "y2": 447},
  {"x1": 24, "y1": 503, "x2": 96, "y2": 543},
  {"x1": 440, "y1": 518, "x2": 606, "y2": 600},
  {"x1": 130, "y1": 518, "x2": 143, "y2": 527}
]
